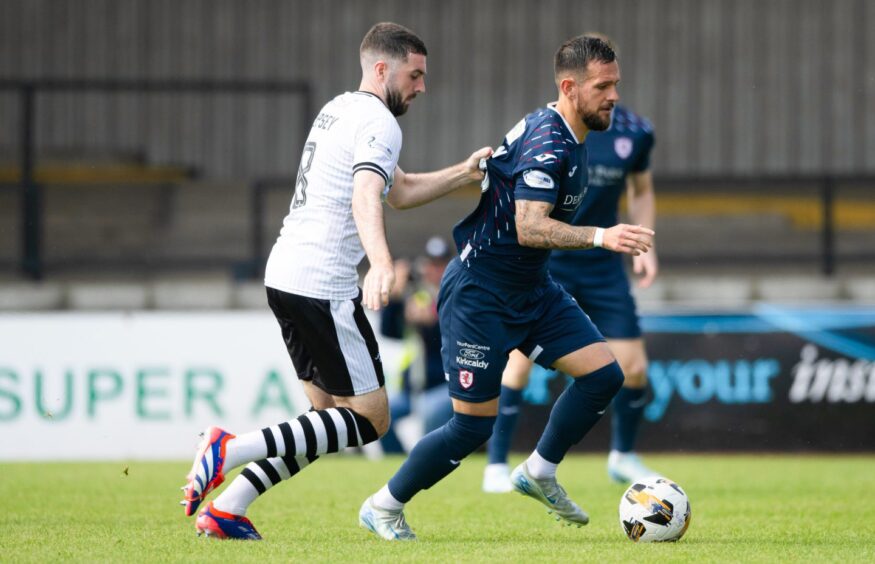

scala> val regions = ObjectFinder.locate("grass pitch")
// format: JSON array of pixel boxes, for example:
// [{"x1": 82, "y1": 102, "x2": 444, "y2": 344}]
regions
[{"x1": 2, "y1": 454, "x2": 874, "y2": 562}]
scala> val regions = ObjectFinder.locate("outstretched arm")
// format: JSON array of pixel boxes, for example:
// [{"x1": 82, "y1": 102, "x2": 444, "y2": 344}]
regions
[
  {"x1": 515, "y1": 199, "x2": 654, "y2": 255},
  {"x1": 385, "y1": 146, "x2": 493, "y2": 209},
  {"x1": 353, "y1": 170, "x2": 395, "y2": 311},
  {"x1": 627, "y1": 170, "x2": 659, "y2": 288}
]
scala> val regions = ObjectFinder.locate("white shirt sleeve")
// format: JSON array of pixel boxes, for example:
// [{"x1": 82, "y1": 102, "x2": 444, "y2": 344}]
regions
[{"x1": 352, "y1": 112, "x2": 402, "y2": 190}]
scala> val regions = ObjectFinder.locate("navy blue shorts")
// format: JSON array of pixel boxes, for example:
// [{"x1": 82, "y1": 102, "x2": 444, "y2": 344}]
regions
[
  {"x1": 555, "y1": 265, "x2": 642, "y2": 340},
  {"x1": 438, "y1": 258, "x2": 604, "y2": 403}
]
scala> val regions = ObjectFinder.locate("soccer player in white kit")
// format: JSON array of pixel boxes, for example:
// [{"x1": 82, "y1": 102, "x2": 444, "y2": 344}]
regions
[{"x1": 180, "y1": 22, "x2": 492, "y2": 540}]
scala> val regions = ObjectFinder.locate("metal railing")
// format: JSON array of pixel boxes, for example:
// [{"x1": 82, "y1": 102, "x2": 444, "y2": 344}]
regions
[
  {"x1": 0, "y1": 78, "x2": 313, "y2": 280},
  {"x1": 248, "y1": 174, "x2": 875, "y2": 279}
]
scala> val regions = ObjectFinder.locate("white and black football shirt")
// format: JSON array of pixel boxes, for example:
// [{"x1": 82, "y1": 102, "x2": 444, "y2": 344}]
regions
[{"x1": 265, "y1": 91, "x2": 402, "y2": 300}]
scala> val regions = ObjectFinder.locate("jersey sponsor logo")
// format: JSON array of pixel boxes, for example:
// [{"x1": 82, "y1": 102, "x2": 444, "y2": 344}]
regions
[
  {"x1": 614, "y1": 137, "x2": 633, "y2": 159},
  {"x1": 459, "y1": 370, "x2": 474, "y2": 389},
  {"x1": 568, "y1": 165, "x2": 578, "y2": 177},
  {"x1": 522, "y1": 169, "x2": 555, "y2": 189},
  {"x1": 561, "y1": 193, "x2": 585, "y2": 210},
  {"x1": 533, "y1": 153, "x2": 558, "y2": 163},
  {"x1": 459, "y1": 348, "x2": 486, "y2": 361},
  {"x1": 457, "y1": 355, "x2": 489, "y2": 369},
  {"x1": 457, "y1": 341, "x2": 490, "y2": 351}
]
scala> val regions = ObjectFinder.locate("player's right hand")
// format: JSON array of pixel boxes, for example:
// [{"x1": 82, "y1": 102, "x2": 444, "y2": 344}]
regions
[
  {"x1": 602, "y1": 224, "x2": 655, "y2": 256},
  {"x1": 362, "y1": 261, "x2": 395, "y2": 311}
]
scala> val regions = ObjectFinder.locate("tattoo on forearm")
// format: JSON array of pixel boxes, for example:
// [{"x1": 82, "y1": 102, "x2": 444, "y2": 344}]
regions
[{"x1": 515, "y1": 200, "x2": 595, "y2": 249}]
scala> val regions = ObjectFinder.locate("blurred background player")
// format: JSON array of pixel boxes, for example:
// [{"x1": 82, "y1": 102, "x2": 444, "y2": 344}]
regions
[
  {"x1": 180, "y1": 22, "x2": 490, "y2": 540},
  {"x1": 483, "y1": 34, "x2": 659, "y2": 493},
  {"x1": 360, "y1": 35, "x2": 655, "y2": 541},
  {"x1": 379, "y1": 236, "x2": 454, "y2": 453}
]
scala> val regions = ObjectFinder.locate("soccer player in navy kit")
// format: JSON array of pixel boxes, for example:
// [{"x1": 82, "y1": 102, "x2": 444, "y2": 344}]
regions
[
  {"x1": 482, "y1": 33, "x2": 659, "y2": 491},
  {"x1": 360, "y1": 35, "x2": 655, "y2": 540},
  {"x1": 483, "y1": 98, "x2": 660, "y2": 491}
]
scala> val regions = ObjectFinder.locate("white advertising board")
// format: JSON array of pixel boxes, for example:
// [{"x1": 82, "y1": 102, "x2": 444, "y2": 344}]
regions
[{"x1": 0, "y1": 312, "x2": 335, "y2": 460}]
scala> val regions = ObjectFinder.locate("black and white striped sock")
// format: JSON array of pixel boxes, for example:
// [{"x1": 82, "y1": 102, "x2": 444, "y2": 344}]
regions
[
  {"x1": 224, "y1": 407, "x2": 379, "y2": 470},
  {"x1": 212, "y1": 453, "x2": 317, "y2": 516},
  {"x1": 212, "y1": 407, "x2": 379, "y2": 516}
]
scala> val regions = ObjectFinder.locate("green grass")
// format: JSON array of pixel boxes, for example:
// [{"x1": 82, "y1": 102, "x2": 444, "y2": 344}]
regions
[{"x1": 2, "y1": 454, "x2": 874, "y2": 562}]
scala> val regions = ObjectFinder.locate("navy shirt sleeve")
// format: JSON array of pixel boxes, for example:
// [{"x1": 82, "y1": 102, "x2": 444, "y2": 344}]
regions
[{"x1": 511, "y1": 123, "x2": 568, "y2": 205}]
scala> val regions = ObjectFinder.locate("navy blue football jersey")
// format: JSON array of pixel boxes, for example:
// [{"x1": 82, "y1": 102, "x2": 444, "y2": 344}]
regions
[
  {"x1": 452, "y1": 104, "x2": 588, "y2": 290},
  {"x1": 550, "y1": 105, "x2": 655, "y2": 275}
]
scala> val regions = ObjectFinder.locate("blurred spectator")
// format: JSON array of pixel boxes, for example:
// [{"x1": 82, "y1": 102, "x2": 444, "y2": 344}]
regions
[{"x1": 379, "y1": 236, "x2": 454, "y2": 453}]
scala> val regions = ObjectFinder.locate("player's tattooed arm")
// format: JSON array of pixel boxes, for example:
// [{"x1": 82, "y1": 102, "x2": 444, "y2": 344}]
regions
[
  {"x1": 515, "y1": 199, "x2": 655, "y2": 255},
  {"x1": 515, "y1": 199, "x2": 595, "y2": 248}
]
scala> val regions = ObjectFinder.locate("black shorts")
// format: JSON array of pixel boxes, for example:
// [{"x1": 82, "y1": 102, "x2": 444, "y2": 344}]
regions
[{"x1": 266, "y1": 286, "x2": 384, "y2": 397}]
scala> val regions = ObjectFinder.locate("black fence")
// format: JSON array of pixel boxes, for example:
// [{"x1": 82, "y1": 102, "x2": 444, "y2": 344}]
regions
[
  {"x1": 0, "y1": 79, "x2": 313, "y2": 280},
  {"x1": 248, "y1": 174, "x2": 875, "y2": 279}
]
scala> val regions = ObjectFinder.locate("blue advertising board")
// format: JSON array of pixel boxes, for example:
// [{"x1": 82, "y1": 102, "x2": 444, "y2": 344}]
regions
[{"x1": 517, "y1": 305, "x2": 875, "y2": 452}]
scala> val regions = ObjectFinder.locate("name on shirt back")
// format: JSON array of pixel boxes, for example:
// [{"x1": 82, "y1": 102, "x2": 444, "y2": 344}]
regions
[{"x1": 314, "y1": 112, "x2": 339, "y2": 131}]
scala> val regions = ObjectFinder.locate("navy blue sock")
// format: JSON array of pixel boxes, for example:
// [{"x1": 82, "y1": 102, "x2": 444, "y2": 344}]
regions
[
  {"x1": 611, "y1": 386, "x2": 647, "y2": 452},
  {"x1": 536, "y1": 362, "x2": 624, "y2": 464},
  {"x1": 388, "y1": 412, "x2": 496, "y2": 503},
  {"x1": 487, "y1": 385, "x2": 523, "y2": 464}
]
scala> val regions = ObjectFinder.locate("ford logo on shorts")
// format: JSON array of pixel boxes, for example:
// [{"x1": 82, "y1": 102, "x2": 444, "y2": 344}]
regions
[{"x1": 460, "y1": 348, "x2": 485, "y2": 360}]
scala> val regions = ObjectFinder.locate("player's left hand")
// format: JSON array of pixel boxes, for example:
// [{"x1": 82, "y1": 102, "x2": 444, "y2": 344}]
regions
[
  {"x1": 633, "y1": 248, "x2": 659, "y2": 289},
  {"x1": 466, "y1": 146, "x2": 494, "y2": 182}
]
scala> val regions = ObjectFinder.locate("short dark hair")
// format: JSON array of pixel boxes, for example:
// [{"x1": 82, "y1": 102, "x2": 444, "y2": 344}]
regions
[
  {"x1": 554, "y1": 35, "x2": 616, "y2": 78},
  {"x1": 582, "y1": 32, "x2": 618, "y2": 56},
  {"x1": 360, "y1": 22, "x2": 427, "y2": 60}
]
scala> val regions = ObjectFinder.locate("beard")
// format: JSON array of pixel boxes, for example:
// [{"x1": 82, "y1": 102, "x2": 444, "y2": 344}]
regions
[
  {"x1": 582, "y1": 106, "x2": 613, "y2": 131},
  {"x1": 385, "y1": 87, "x2": 409, "y2": 117}
]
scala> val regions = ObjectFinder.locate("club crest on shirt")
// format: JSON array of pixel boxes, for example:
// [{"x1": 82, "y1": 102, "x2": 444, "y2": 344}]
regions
[
  {"x1": 614, "y1": 137, "x2": 633, "y2": 159},
  {"x1": 459, "y1": 370, "x2": 474, "y2": 389}
]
